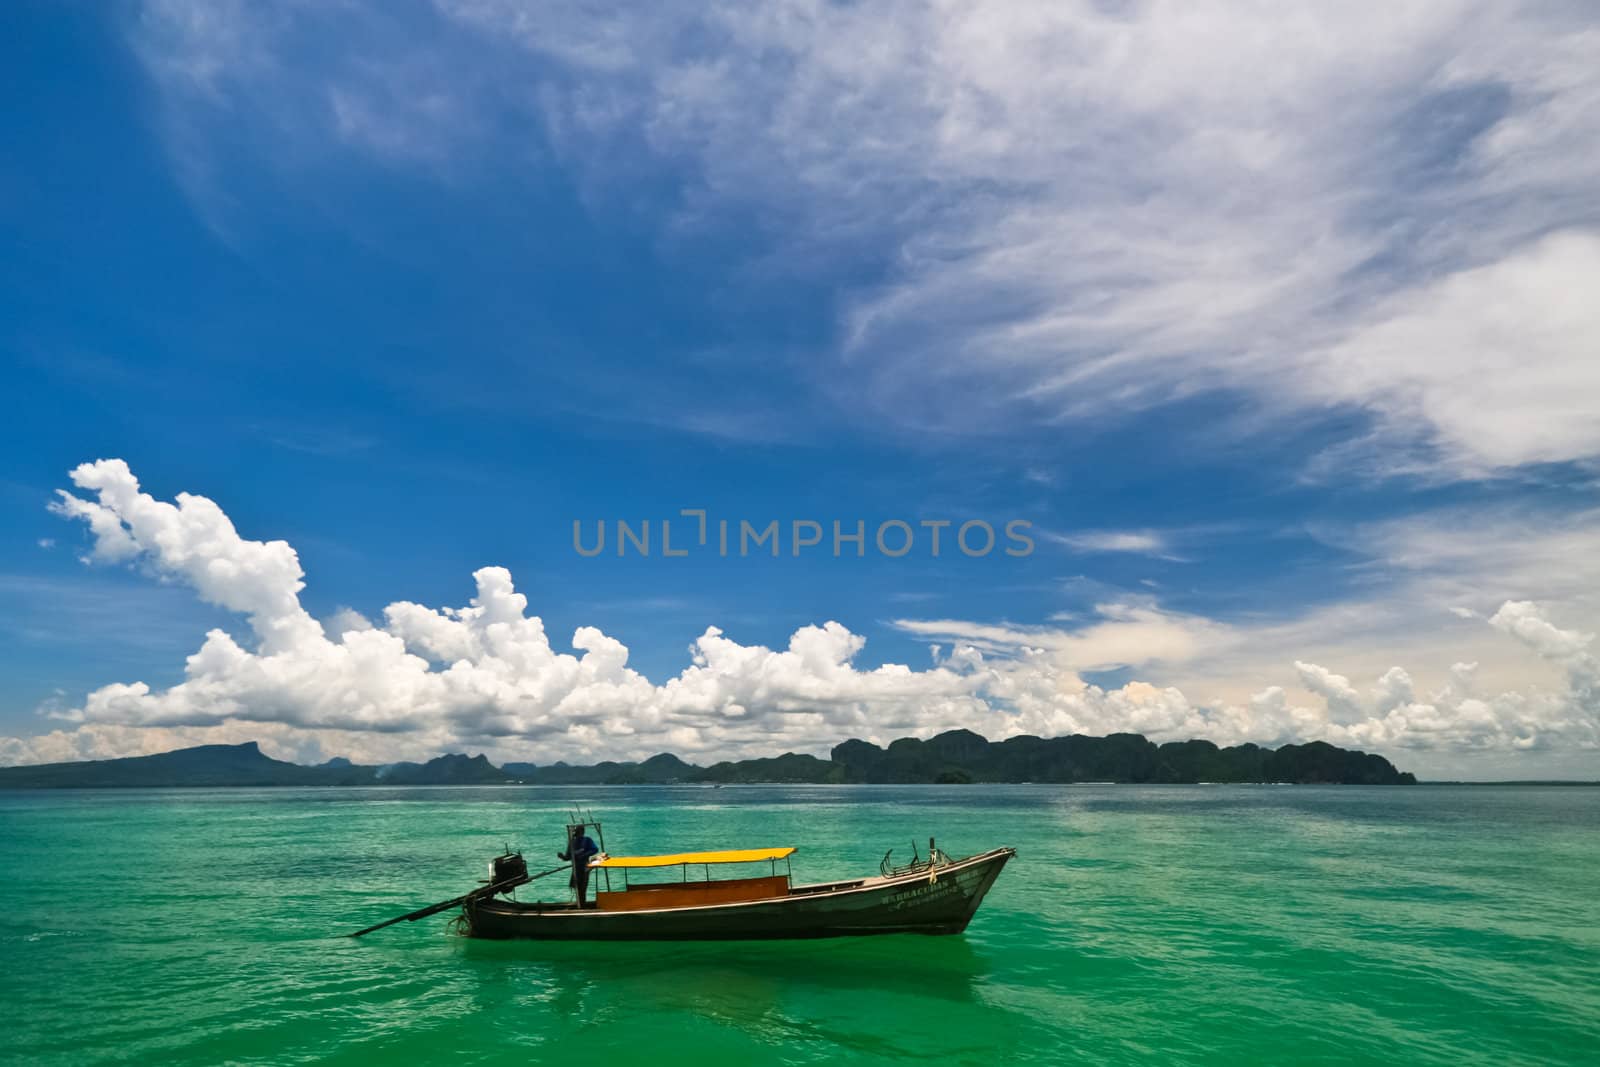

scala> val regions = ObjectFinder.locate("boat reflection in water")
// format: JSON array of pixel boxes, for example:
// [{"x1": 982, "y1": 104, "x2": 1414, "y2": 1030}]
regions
[{"x1": 465, "y1": 822, "x2": 1014, "y2": 942}]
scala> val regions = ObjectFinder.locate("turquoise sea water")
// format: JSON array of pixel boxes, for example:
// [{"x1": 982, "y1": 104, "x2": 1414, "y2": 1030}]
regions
[{"x1": 2, "y1": 785, "x2": 1596, "y2": 1065}]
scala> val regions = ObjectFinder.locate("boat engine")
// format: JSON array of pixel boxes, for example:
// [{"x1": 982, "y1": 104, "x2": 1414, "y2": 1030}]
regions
[{"x1": 490, "y1": 850, "x2": 529, "y2": 888}]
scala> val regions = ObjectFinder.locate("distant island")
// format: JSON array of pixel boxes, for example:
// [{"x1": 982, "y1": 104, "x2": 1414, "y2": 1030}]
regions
[{"x1": 0, "y1": 730, "x2": 1416, "y2": 788}]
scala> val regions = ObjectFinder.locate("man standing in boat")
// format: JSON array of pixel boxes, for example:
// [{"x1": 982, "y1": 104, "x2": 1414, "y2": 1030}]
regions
[{"x1": 558, "y1": 824, "x2": 601, "y2": 908}]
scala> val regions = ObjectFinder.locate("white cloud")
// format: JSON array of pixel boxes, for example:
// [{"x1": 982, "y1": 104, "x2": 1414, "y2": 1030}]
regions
[
  {"x1": 5, "y1": 461, "x2": 1595, "y2": 775},
  {"x1": 1308, "y1": 231, "x2": 1600, "y2": 473},
  {"x1": 1490, "y1": 599, "x2": 1595, "y2": 661},
  {"x1": 1294, "y1": 661, "x2": 1366, "y2": 724},
  {"x1": 0, "y1": 719, "x2": 457, "y2": 770},
  {"x1": 1042, "y1": 529, "x2": 1180, "y2": 559},
  {"x1": 21, "y1": 460, "x2": 991, "y2": 760},
  {"x1": 326, "y1": 606, "x2": 374, "y2": 635},
  {"x1": 1138, "y1": 505, "x2": 1600, "y2": 711},
  {"x1": 893, "y1": 600, "x2": 1226, "y2": 672},
  {"x1": 123, "y1": 2, "x2": 1600, "y2": 477}
]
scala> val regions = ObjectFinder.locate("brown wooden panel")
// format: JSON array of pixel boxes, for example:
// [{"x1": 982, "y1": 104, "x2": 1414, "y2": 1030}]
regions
[{"x1": 595, "y1": 874, "x2": 790, "y2": 912}]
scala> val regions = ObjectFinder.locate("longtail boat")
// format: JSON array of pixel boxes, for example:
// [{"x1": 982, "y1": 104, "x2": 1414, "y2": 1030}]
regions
[
  {"x1": 347, "y1": 820, "x2": 1014, "y2": 941},
  {"x1": 465, "y1": 832, "x2": 1013, "y2": 941}
]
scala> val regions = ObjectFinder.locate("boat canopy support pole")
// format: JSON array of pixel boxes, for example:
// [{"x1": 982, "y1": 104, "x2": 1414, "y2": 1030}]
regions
[{"x1": 591, "y1": 811, "x2": 611, "y2": 892}]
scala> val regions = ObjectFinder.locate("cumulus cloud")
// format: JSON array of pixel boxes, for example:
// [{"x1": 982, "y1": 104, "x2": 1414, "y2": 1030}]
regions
[
  {"x1": 4, "y1": 461, "x2": 1596, "y2": 769},
  {"x1": 1294, "y1": 662, "x2": 1366, "y2": 724},
  {"x1": 128, "y1": 0, "x2": 1600, "y2": 477},
  {"x1": 18, "y1": 461, "x2": 995, "y2": 762},
  {"x1": 1223, "y1": 603, "x2": 1600, "y2": 755},
  {"x1": 1490, "y1": 600, "x2": 1595, "y2": 661}
]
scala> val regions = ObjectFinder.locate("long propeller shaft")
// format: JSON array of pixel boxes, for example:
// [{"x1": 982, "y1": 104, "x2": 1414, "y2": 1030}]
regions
[{"x1": 346, "y1": 862, "x2": 571, "y2": 938}]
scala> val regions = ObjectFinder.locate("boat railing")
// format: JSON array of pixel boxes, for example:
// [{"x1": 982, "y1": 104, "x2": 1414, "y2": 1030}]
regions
[{"x1": 880, "y1": 837, "x2": 954, "y2": 878}]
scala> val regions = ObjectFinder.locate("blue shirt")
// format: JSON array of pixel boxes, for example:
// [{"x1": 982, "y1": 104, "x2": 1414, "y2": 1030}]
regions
[{"x1": 560, "y1": 835, "x2": 598, "y2": 863}]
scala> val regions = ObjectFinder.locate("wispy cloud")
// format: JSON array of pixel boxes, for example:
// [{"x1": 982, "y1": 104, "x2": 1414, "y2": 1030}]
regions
[
  {"x1": 887, "y1": 591, "x2": 942, "y2": 604},
  {"x1": 1041, "y1": 529, "x2": 1184, "y2": 561},
  {"x1": 251, "y1": 421, "x2": 378, "y2": 457},
  {"x1": 123, "y1": 1, "x2": 1600, "y2": 479}
]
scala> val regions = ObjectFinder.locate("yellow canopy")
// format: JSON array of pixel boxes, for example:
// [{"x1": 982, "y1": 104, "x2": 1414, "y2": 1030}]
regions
[{"x1": 593, "y1": 847, "x2": 796, "y2": 869}]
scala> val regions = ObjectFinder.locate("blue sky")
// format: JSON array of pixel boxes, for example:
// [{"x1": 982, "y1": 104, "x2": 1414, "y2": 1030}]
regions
[{"x1": 3, "y1": 1, "x2": 1598, "y2": 778}]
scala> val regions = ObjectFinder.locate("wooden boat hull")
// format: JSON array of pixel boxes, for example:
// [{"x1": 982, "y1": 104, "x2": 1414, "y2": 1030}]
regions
[{"x1": 463, "y1": 847, "x2": 1014, "y2": 941}]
